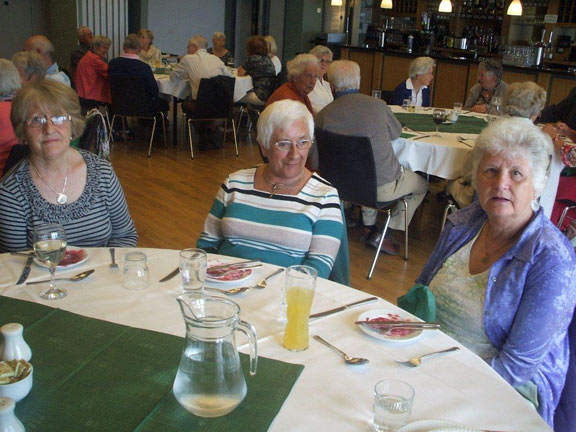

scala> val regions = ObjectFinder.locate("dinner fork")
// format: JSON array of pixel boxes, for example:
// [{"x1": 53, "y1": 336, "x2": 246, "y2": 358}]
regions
[
  {"x1": 250, "y1": 268, "x2": 284, "y2": 289},
  {"x1": 109, "y1": 248, "x2": 118, "y2": 269},
  {"x1": 395, "y1": 346, "x2": 460, "y2": 368}
]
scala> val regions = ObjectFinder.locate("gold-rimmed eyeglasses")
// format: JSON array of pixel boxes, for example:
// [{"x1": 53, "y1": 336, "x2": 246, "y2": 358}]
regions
[
  {"x1": 273, "y1": 139, "x2": 313, "y2": 151},
  {"x1": 25, "y1": 115, "x2": 72, "y2": 129}
]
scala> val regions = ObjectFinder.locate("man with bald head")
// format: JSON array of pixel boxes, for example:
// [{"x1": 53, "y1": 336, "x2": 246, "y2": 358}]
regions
[
  {"x1": 170, "y1": 34, "x2": 232, "y2": 101},
  {"x1": 24, "y1": 35, "x2": 70, "y2": 86},
  {"x1": 69, "y1": 26, "x2": 93, "y2": 85}
]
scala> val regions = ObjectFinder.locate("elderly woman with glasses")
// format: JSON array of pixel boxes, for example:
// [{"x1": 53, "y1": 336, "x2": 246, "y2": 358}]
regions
[
  {"x1": 307, "y1": 45, "x2": 334, "y2": 114},
  {"x1": 197, "y1": 100, "x2": 343, "y2": 278},
  {"x1": 0, "y1": 80, "x2": 137, "y2": 252},
  {"x1": 208, "y1": 31, "x2": 233, "y2": 65},
  {"x1": 463, "y1": 58, "x2": 508, "y2": 113},
  {"x1": 266, "y1": 54, "x2": 321, "y2": 115},
  {"x1": 390, "y1": 56, "x2": 435, "y2": 107},
  {"x1": 414, "y1": 117, "x2": 576, "y2": 429}
]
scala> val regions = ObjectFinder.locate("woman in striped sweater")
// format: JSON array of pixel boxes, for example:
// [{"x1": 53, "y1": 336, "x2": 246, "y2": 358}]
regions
[
  {"x1": 197, "y1": 100, "x2": 343, "y2": 278},
  {"x1": 0, "y1": 80, "x2": 137, "y2": 252}
]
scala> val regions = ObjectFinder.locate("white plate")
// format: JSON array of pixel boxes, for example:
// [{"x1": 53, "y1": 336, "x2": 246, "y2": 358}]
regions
[
  {"x1": 356, "y1": 309, "x2": 423, "y2": 342},
  {"x1": 205, "y1": 259, "x2": 254, "y2": 284},
  {"x1": 398, "y1": 419, "x2": 481, "y2": 432},
  {"x1": 34, "y1": 247, "x2": 89, "y2": 269}
]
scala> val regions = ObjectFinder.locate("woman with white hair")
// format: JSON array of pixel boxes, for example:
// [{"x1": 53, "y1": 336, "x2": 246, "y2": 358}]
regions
[
  {"x1": 138, "y1": 29, "x2": 162, "y2": 68},
  {"x1": 207, "y1": 32, "x2": 232, "y2": 65},
  {"x1": 264, "y1": 35, "x2": 281, "y2": 75},
  {"x1": 0, "y1": 59, "x2": 21, "y2": 173},
  {"x1": 266, "y1": 54, "x2": 320, "y2": 114},
  {"x1": 308, "y1": 45, "x2": 334, "y2": 113},
  {"x1": 197, "y1": 99, "x2": 343, "y2": 278},
  {"x1": 414, "y1": 117, "x2": 576, "y2": 429},
  {"x1": 390, "y1": 56, "x2": 435, "y2": 107}
]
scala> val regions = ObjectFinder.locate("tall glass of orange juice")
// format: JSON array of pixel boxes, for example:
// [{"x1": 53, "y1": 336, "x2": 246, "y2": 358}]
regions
[{"x1": 282, "y1": 265, "x2": 317, "y2": 351}]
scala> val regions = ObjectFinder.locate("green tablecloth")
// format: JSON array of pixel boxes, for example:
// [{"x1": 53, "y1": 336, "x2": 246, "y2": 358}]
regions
[
  {"x1": 1, "y1": 296, "x2": 304, "y2": 432},
  {"x1": 394, "y1": 112, "x2": 487, "y2": 135}
]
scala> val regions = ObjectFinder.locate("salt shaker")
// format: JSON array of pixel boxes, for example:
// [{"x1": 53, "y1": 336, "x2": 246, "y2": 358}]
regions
[
  {"x1": 0, "y1": 324, "x2": 32, "y2": 362},
  {"x1": 0, "y1": 398, "x2": 25, "y2": 432}
]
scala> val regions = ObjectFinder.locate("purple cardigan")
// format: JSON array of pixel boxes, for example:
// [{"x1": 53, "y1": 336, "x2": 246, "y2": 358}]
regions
[{"x1": 416, "y1": 202, "x2": 576, "y2": 429}]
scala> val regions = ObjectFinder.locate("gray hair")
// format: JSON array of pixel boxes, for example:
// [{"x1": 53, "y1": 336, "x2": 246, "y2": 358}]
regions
[
  {"x1": 504, "y1": 81, "x2": 546, "y2": 119},
  {"x1": 257, "y1": 100, "x2": 314, "y2": 150},
  {"x1": 471, "y1": 117, "x2": 553, "y2": 197},
  {"x1": 0, "y1": 59, "x2": 21, "y2": 97},
  {"x1": 138, "y1": 29, "x2": 154, "y2": 43},
  {"x1": 409, "y1": 56, "x2": 435, "y2": 78},
  {"x1": 286, "y1": 54, "x2": 320, "y2": 81},
  {"x1": 11, "y1": 51, "x2": 46, "y2": 82},
  {"x1": 479, "y1": 58, "x2": 503, "y2": 83},
  {"x1": 123, "y1": 33, "x2": 141, "y2": 51},
  {"x1": 188, "y1": 35, "x2": 208, "y2": 50},
  {"x1": 212, "y1": 32, "x2": 226, "y2": 41},
  {"x1": 326, "y1": 60, "x2": 360, "y2": 92},
  {"x1": 263, "y1": 35, "x2": 277, "y2": 55},
  {"x1": 309, "y1": 45, "x2": 333, "y2": 61},
  {"x1": 91, "y1": 35, "x2": 111, "y2": 50}
]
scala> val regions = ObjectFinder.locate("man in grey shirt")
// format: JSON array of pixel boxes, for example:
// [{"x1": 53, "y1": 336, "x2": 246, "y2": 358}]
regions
[{"x1": 314, "y1": 60, "x2": 428, "y2": 252}]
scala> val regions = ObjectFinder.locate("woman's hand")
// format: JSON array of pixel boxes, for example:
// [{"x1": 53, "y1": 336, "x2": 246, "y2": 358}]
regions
[
  {"x1": 470, "y1": 104, "x2": 487, "y2": 114},
  {"x1": 237, "y1": 66, "x2": 247, "y2": 77}
]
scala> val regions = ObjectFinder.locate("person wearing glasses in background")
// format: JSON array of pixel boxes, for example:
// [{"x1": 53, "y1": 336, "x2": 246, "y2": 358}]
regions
[
  {"x1": 197, "y1": 100, "x2": 343, "y2": 279},
  {"x1": 308, "y1": 45, "x2": 334, "y2": 114},
  {"x1": 0, "y1": 80, "x2": 137, "y2": 252}
]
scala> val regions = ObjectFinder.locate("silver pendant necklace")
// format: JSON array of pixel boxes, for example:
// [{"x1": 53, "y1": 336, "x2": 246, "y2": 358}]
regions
[
  {"x1": 30, "y1": 151, "x2": 69, "y2": 205},
  {"x1": 262, "y1": 165, "x2": 304, "y2": 198}
]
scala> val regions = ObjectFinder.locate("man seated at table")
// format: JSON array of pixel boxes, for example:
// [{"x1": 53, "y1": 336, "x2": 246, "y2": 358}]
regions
[
  {"x1": 24, "y1": 35, "x2": 70, "y2": 87},
  {"x1": 69, "y1": 26, "x2": 93, "y2": 87},
  {"x1": 314, "y1": 60, "x2": 428, "y2": 254},
  {"x1": 108, "y1": 33, "x2": 169, "y2": 116}
]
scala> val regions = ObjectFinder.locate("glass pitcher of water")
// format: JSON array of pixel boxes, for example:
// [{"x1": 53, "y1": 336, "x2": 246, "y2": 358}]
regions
[{"x1": 173, "y1": 293, "x2": 258, "y2": 417}]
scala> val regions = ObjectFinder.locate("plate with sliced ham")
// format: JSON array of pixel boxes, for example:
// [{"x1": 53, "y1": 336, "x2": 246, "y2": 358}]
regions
[
  {"x1": 34, "y1": 247, "x2": 88, "y2": 269},
  {"x1": 356, "y1": 309, "x2": 423, "y2": 342},
  {"x1": 205, "y1": 260, "x2": 254, "y2": 284}
]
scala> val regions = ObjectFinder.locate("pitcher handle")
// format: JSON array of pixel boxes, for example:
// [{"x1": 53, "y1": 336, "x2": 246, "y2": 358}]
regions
[{"x1": 237, "y1": 319, "x2": 258, "y2": 376}]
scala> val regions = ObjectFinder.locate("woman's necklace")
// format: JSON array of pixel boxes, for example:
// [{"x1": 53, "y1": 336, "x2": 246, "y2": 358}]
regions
[
  {"x1": 481, "y1": 223, "x2": 521, "y2": 265},
  {"x1": 262, "y1": 165, "x2": 304, "y2": 198},
  {"x1": 30, "y1": 151, "x2": 69, "y2": 205}
]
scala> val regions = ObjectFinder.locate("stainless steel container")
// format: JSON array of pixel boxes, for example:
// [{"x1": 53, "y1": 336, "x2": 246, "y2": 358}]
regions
[{"x1": 455, "y1": 37, "x2": 468, "y2": 50}]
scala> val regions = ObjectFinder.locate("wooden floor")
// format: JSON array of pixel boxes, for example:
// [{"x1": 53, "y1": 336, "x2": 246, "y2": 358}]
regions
[{"x1": 110, "y1": 127, "x2": 446, "y2": 304}]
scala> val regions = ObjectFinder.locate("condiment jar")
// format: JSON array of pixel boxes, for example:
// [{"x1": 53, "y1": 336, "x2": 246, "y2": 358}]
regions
[
  {"x1": 0, "y1": 397, "x2": 25, "y2": 432},
  {"x1": 0, "y1": 324, "x2": 31, "y2": 362}
]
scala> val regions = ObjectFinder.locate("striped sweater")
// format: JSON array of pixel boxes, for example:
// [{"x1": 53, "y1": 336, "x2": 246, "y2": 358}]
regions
[
  {"x1": 197, "y1": 167, "x2": 343, "y2": 279},
  {"x1": 0, "y1": 150, "x2": 137, "y2": 252}
]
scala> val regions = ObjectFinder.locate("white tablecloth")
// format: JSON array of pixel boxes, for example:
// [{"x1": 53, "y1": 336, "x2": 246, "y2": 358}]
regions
[
  {"x1": 155, "y1": 74, "x2": 254, "y2": 103},
  {"x1": 0, "y1": 249, "x2": 551, "y2": 431}
]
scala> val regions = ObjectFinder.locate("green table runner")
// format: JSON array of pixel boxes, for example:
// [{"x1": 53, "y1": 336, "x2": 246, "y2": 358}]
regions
[
  {"x1": 394, "y1": 112, "x2": 488, "y2": 135},
  {"x1": 0, "y1": 297, "x2": 304, "y2": 432}
]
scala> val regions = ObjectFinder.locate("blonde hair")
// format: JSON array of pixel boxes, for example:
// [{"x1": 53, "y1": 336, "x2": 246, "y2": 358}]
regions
[
  {"x1": 0, "y1": 59, "x2": 22, "y2": 97},
  {"x1": 263, "y1": 35, "x2": 277, "y2": 55},
  {"x1": 11, "y1": 80, "x2": 85, "y2": 140},
  {"x1": 138, "y1": 29, "x2": 154, "y2": 43}
]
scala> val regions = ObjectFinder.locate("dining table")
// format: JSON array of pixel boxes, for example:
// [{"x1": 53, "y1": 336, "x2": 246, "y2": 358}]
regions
[
  {"x1": 390, "y1": 105, "x2": 564, "y2": 218},
  {"x1": 154, "y1": 72, "x2": 254, "y2": 147},
  {"x1": 0, "y1": 248, "x2": 551, "y2": 431}
]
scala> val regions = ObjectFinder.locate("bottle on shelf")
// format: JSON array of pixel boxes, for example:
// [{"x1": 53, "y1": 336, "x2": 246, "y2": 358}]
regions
[
  {"x1": 534, "y1": 29, "x2": 546, "y2": 67},
  {"x1": 546, "y1": 31, "x2": 554, "y2": 60}
]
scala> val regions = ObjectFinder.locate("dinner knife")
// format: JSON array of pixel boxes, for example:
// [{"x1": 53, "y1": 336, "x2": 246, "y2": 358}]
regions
[
  {"x1": 159, "y1": 259, "x2": 262, "y2": 282},
  {"x1": 159, "y1": 267, "x2": 180, "y2": 283},
  {"x1": 16, "y1": 256, "x2": 34, "y2": 285},
  {"x1": 310, "y1": 297, "x2": 378, "y2": 319},
  {"x1": 355, "y1": 321, "x2": 440, "y2": 329}
]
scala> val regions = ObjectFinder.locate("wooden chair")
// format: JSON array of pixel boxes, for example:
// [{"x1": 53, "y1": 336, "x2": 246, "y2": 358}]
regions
[{"x1": 315, "y1": 128, "x2": 410, "y2": 280}]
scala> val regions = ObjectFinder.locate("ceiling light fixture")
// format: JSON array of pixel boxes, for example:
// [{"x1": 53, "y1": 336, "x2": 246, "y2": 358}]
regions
[
  {"x1": 380, "y1": 0, "x2": 393, "y2": 9},
  {"x1": 507, "y1": 0, "x2": 523, "y2": 16},
  {"x1": 438, "y1": 0, "x2": 452, "y2": 13}
]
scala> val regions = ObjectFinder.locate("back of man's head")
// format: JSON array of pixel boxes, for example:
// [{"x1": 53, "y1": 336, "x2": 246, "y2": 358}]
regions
[
  {"x1": 327, "y1": 60, "x2": 361, "y2": 93},
  {"x1": 78, "y1": 27, "x2": 93, "y2": 45},
  {"x1": 24, "y1": 35, "x2": 55, "y2": 64},
  {"x1": 188, "y1": 35, "x2": 207, "y2": 51},
  {"x1": 123, "y1": 33, "x2": 141, "y2": 52}
]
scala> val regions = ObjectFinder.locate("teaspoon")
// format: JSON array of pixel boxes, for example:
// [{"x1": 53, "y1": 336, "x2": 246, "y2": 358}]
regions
[
  {"x1": 26, "y1": 269, "x2": 95, "y2": 285},
  {"x1": 313, "y1": 335, "x2": 369, "y2": 366}
]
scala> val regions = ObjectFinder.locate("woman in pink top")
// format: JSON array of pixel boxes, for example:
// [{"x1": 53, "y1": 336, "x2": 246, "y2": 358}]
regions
[
  {"x1": 0, "y1": 59, "x2": 21, "y2": 174},
  {"x1": 75, "y1": 35, "x2": 112, "y2": 110}
]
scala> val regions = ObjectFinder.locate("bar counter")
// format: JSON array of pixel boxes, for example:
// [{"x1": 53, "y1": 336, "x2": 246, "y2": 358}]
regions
[{"x1": 333, "y1": 44, "x2": 576, "y2": 108}]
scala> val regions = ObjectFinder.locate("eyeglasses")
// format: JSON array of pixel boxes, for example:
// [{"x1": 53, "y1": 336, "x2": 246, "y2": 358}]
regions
[
  {"x1": 273, "y1": 139, "x2": 313, "y2": 151},
  {"x1": 26, "y1": 115, "x2": 72, "y2": 128},
  {"x1": 319, "y1": 59, "x2": 332, "y2": 65}
]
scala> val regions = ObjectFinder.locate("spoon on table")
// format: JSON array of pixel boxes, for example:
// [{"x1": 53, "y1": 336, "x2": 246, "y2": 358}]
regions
[
  {"x1": 26, "y1": 269, "x2": 95, "y2": 285},
  {"x1": 313, "y1": 335, "x2": 369, "y2": 366},
  {"x1": 395, "y1": 346, "x2": 460, "y2": 368}
]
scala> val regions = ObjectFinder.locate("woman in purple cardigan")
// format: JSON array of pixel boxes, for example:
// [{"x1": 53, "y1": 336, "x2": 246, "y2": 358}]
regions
[{"x1": 415, "y1": 117, "x2": 576, "y2": 430}]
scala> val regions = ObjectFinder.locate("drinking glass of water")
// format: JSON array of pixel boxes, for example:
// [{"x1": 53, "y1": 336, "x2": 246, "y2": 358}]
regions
[
  {"x1": 373, "y1": 379, "x2": 414, "y2": 432},
  {"x1": 179, "y1": 248, "x2": 207, "y2": 292},
  {"x1": 33, "y1": 223, "x2": 67, "y2": 300},
  {"x1": 453, "y1": 102, "x2": 463, "y2": 114},
  {"x1": 123, "y1": 252, "x2": 150, "y2": 290},
  {"x1": 372, "y1": 89, "x2": 382, "y2": 99}
]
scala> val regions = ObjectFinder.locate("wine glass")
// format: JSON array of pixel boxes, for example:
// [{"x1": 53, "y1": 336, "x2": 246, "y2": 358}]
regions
[
  {"x1": 33, "y1": 223, "x2": 68, "y2": 300},
  {"x1": 490, "y1": 96, "x2": 503, "y2": 116},
  {"x1": 432, "y1": 109, "x2": 446, "y2": 137}
]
